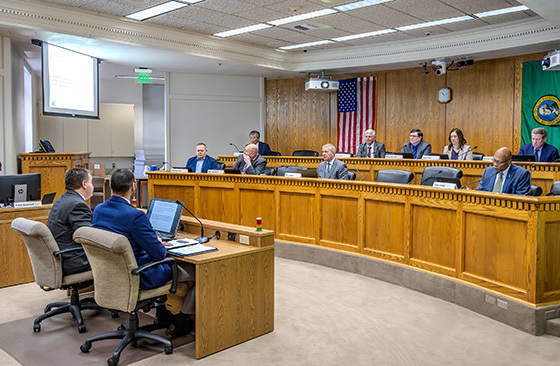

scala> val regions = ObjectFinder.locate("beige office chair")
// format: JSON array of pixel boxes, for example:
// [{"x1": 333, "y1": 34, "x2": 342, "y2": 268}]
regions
[
  {"x1": 11, "y1": 217, "x2": 101, "y2": 333},
  {"x1": 73, "y1": 226, "x2": 181, "y2": 366}
]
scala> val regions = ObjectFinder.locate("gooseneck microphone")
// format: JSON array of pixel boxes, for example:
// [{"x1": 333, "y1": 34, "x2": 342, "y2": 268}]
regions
[
  {"x1": 229, "y1": 142, "x2": 242, "y2": 153},
  {"x1": 461, "y1": 171, "x2": 499, "y2": 190},
  {"x1": 175, "y1": 200, "x2": 209, "y2": 244},
  {"x1": 456, "y1": 146, "x2": 478, "y2": 159},
  {"x1": 408, "y1": 169, "x2": 443, "y2": 185},
  {"x1": 352, "y1": 159, "x2": 365, "y2": 181}
]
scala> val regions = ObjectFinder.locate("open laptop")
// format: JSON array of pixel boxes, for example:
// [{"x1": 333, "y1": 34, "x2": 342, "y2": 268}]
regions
[
  {"x1": 224, "y1": 168, "x2": 241, "y2": 174},
  {"x1": 146, "y1": 198, "x2": 183, "y2": 241}
]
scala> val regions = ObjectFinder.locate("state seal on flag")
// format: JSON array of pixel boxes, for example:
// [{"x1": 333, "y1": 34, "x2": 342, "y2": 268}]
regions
[{"x1": 533, "y1": 95, "x2": 560, "y2": 126}]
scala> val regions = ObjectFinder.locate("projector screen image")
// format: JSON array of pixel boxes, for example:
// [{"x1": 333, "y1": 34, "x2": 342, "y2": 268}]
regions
[{"x1": 41, "y1": 42, "x2": 99, "y2": 119}]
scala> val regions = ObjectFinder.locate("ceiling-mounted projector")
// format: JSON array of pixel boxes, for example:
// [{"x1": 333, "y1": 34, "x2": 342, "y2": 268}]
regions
[
  {"x1": 305, "y1": 78, "x2": 339, "y2": 91},
  {"x1": 542, "y1": 50, "x2": 560, "y2": 71}
]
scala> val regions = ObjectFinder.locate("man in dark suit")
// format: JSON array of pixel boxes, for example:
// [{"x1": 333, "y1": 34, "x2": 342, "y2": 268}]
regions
[
  {"x1": 93, "y1": 168, "x2": 195, "y2": 338},
  {"x1": 476, "y1": 147, "x2": 531, "y2": 195},
  {"x1": 185, "y1": 142, "x2": 218, "y2": 173},
  {"x1": 317, "y1": 143, "x2": 348, "y2": 180},
  {"x1": 47, "y1": 168, "x2": 94, "y2": 275},
  {"x1": 401, "y1": 128, "x2": 432, "y2": 159},
  {"x1": 356, "y1": 129, "x2": 386, "y2": 158},
  {"x1": 233, "y1": 144, "x2": 267, "y2": 175},
  {"x1": 249, "y1": 130, "x2": 272, "y2": 156},
  {"x1": 517, "y1": 127, "x2": 559, "y2": 162}
]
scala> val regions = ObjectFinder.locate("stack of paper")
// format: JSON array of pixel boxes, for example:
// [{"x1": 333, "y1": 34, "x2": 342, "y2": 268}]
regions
[{"x1": 134, "y1": 149, "x2": 147, "y2": 178}]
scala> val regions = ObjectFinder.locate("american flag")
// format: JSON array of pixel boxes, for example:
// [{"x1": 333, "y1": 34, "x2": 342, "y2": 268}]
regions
[{"x1": 337, "y1": 77, "x2": 376, "y2": 155}]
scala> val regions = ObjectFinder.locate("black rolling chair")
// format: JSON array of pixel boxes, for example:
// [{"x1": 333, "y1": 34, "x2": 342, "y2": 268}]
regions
[
  {"x1": 420, "y1": 166, "x2": 463, "y2": 186},
  {"x1": 347, "y1": 171, "x2": 356, "y2": 180},
  {"x1": 472, "y1": 152, "x2": 484, "y2": 160},
  {"x1": 375, "y1": 169, "x2": 414, "y2": 184},
  {"x1": 264, "y1": 167, "x2": 276, "y2": 175},
  {"x1": 216, "y1": 162, "x2": 226, "y2": 170},
  {"x1": 527, "y1": 184, "x2": 543, "y2": 196},
  {"x1": 268, "y1": 151, "x2": 281, "y2": 156},
  {"x1": 292, "y1": 150, "x2": 319, "y2": 157},
  {"x1": 547, "y1": 181, "x2": 560, "y2": 196}
]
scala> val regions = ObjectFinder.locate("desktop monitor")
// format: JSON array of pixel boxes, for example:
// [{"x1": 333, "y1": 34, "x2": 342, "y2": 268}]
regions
[
  {"x1": 0, "y1": 173, "x2": 42, "y2": 205},
  {"x1": 146, "y1": 198, "x2": 183, "y2": 240}
]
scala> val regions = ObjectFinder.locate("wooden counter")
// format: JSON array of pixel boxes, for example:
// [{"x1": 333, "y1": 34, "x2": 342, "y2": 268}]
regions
[{"x1": 148, "y1": 171, "x2": 560, "y2": 307}]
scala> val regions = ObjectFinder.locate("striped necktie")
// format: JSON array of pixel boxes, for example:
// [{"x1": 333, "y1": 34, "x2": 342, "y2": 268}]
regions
[{"x1": 492, "y1": 172, "x2": 504, "y2": 193}]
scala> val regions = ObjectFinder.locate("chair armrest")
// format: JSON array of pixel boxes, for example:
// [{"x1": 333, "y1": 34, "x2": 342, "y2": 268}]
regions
[
  {"x1": 131, "y1": 257, "x2": 178, "y2": 294},
  {"x1": 53, "y1": 247, "x2": 85, "y2": 257}
]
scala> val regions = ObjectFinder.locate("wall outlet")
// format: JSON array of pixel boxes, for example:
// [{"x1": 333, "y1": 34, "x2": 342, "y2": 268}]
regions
[
  {"x1": 485, "y1": 295, "x2": 496, "y2": 305},
  {"x1": 227, "y1": 232, "x2": 237, "y2": 241},
  {"x1": 497, "y1": 299, "x2": 508, "y2": 310},
  {"x1": 239, "y1": 234, "x2": 250, "y2": 245}
]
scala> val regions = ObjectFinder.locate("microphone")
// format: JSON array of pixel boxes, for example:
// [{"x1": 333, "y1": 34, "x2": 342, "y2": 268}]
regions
[
  {"x1": 352, "y1": 159, "x2": 365, "y2": 181},
  {"x1": 461, "y1": 171, "x2": 499, "y2": 190},
  {"x1": 229, "y1": 142, "x2": 242, "y2": 153},
  {"x1": 175, "y1": 200, "x2": 209, "y2": 244},
  {"x1": 456, "y1": 146, "x2": 478, "y2": 159},
  {"x1": 408, "y1": 169, "x2": 443, "y2": 184},
  {"x1": 524, "y1": 164, "x2": 537, "y2": 196},
  {"x1": 161, "y1": 161, "x2": 173, "y2": 170}
]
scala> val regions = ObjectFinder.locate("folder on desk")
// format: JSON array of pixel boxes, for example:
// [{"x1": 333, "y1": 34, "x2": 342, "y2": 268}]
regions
[{"x1": 167, "y1": 243, "x2": 218, "y2": 257}]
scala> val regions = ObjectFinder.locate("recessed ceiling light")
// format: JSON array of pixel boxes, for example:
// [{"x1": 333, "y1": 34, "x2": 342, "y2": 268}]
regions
[
  {"x1": 474, "y1": 5, "x2": 529, "y2": 18},
  {"x1": 268, "y1": 9, "x2": 338, "y2": 26},
  {"x1": 279, "y1": 40, "x2": 334, "y2": 50},
  {"x1": 126, "y1": 1, "x2": 188, "y2": 21},
  {"x1": 334, "y1": 0, "x2": 393, "y2": 12},
  {"x1": 214, "y1": 24, "x2": 272, "y2": 38},
  {"x1": 396, "y1": 15, "x2": 473, "y2": 31},
  {"x1": 333, "y1": 29, "x2": 396, "y2": 42}
]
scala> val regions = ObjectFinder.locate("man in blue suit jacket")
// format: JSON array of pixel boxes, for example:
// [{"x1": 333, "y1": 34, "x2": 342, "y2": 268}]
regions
[
  {"x1": 93, "y1": 168, "x2": 195, "y2": 338},
  {"x1": 249, "y1": 130, "x2": 272, "y2": 156},
  {"x1": 476, "y1": 147, "x2": 531, "y2": 195},
  {"x1": 517, "y1": 127, "x2": 559, "y2": 162},
  {"x1": 185, "y1": 143, "x2": 218, "y2": 173},
  {"x1": 401, "y1": 128, "x2": 432, "y2": 159}
]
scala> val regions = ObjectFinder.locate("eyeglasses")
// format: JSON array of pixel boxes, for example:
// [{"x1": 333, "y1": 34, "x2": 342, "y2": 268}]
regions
[
  {"x1": 492, "y1": 158, "x2": 510, "y2": 165},
  {"x1": 409, "y1": 134, "x2": 419, "y2": 138}
]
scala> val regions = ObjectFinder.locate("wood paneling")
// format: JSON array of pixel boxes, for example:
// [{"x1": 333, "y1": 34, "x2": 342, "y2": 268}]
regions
[
  {"x1": 239, "y1": 188, "x2": 275, "y2": 230},
  {"x1": 320, "y1": 195, "x2": 359, "y2": 251},
  {"x1": 364, "y1": 197, "x2": 406, "y2": 260},
  {"x1": 278, "y1": 190, "x2": 315, "y2": 244}
]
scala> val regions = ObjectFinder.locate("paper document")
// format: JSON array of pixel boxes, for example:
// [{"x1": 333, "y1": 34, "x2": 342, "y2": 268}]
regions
[
  {"x1": 168, "y1": 244, "x2": 218, "y2": 257},
  {"x1": 166, "y1": 238, "x2": 199, "y2": 249}
]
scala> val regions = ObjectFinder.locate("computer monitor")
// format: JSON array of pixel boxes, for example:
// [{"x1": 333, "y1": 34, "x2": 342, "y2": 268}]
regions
[
  {"x1": 0, "y1": 173, "x2": 42, "y2": 205},
  {"x1": 512, "y1": 155, "x2": 536, "y2": 162},
  {"x1": 146, "y1": 198, "x2": 183, "y2": 240}
]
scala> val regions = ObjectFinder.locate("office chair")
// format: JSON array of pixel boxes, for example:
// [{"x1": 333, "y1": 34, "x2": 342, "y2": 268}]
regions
[
  {"x1": 216, "y1": 162, "x2": 226, "y2": 170},
  {"x1": 74, "y1": 227, "x2": 182, "y2": 366},
  {"x1": 347, "y1": 171, "x2": 356, "y2": 180},
  {"x1": 375, "y1": 169, "x2": 414, "y2": 184},
  {"x1": 11, "y1": 217, "x2": 103, "y2": 333},
  {"x1": 268, "y1": 151, "x2": 281, "y2": 156},
  {"x1": 527, "y1": 184, "x2": 543, "y2": 196},
  {"x1": 472, "y1": 152, "x2": 484, "y2": 160},
  {"x1": 292, "y1": 150, "x2": 319, "y2": 157},
  {"x1": 421, "y1": 166, "x2": 463, "y2": 186},
  {"x1": 264, "y1": 167, "x2": 276, "y2": 175},
  {"x1": 547, "y1": 181, "x2": 560, "y2": 196}
]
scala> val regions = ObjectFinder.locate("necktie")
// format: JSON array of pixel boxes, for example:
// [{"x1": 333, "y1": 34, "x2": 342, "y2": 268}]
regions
[
  {"x1": 492, "y1": 172, "x2": 504, "y2": 193},
  {"x1": 242, "y1": 164, "x2": 249, "y2": 174},
  {"x1": 326, "y1": 162, "x2": 331, "y2": 175},
  {"x1": 368, "y1": 146, "x2": 372, "y2": 158},
  {"x1": 412, "y1": 145, "x2": 418, "y2": 159},
  {"x1": 534, "y1": 148, "x2": 540, "y2": 162}
]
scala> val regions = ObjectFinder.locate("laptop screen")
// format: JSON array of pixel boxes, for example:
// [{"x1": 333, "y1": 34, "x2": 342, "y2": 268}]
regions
[{"x1": 146, "y1": 198, "x2": 183, "y2": 239}]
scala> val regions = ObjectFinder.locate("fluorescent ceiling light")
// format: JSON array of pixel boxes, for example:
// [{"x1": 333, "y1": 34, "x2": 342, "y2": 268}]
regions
[
  {"x1": 268, "y1": 9, "x2": 337, "y2": 26},
  {"x1": 333, "y1": 28, "x2": 396, "y2": 42},
  {"x1": 279, "y1": 40, "x2": 334, "y2": 50},
  {"x1": 474, "y1": 5, "x2": 529, "y2": 18},
  {"x1": 126, "y1": 1, "x2": 188, "y2": 21},
  {"x1": 335, "y1": 0, "x2": 393, "y2": 12},
  {"x1": 396, "y1": 15, "x2": 473, "y2": 31},
  {"x1": 214, "y1": 24, "x2": 271, "y2": 38}
]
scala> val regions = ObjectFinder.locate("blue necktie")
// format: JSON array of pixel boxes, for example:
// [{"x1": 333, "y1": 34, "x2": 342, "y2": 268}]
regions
[
  {"x1": 412, "y1": 145, "x2": 418, "y2": 159},
  {"x1": 534, "y1": 148, "x2": 540, "y2": 162}
]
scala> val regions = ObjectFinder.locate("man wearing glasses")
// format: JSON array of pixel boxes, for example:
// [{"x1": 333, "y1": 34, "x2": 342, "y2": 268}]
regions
[
  {"x1": 401, "y1": 128, "x2": 432, "y2": 159},
  {"x1": 476, "y1": 147, "x2": 531, "y2": 195}
]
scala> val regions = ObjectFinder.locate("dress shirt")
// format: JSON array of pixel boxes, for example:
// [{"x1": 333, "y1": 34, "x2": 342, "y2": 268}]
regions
[
  {"x1": 195, "y1": 157, "x2": 205, "y2": 173},
  {"x1": 493, "y1": 165, "x2": 511, "y2": 193}
]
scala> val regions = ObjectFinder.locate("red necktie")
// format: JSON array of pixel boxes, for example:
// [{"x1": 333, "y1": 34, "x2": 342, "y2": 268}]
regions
[{"x1": 368, "y1": 146, "x2": 372, "y2": 158}]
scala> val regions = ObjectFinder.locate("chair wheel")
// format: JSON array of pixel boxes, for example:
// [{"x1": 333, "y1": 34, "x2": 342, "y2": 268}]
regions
[
  {"x1": 80, "y1": 343, "x2": 91, "y2": 353},
  {"x1": 78, "y1": 324, "x2": 87, "y2": 333},
  {"x1": 164, "y1": 346, "x2": 173, "y2": 355},
  {"x1": 117, "y1": 324, "x2": 126, "y2": 331},
  {"x1": 108, "y1": 356, "x2": 119, "y2": 366},
  {"x1": 33, "y1": 324, "x2": 41, "y2": 332},
  {"x1": 110, "y1": 310, "x2": 119, "y2": 318}
]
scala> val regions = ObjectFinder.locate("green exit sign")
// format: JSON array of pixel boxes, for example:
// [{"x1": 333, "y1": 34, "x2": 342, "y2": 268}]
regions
[{"x1": 138, "y1": 74, "x2": 150, "y2": 83}]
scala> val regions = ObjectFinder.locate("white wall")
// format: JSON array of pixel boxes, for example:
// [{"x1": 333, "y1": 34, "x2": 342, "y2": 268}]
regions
[{"x1": 166, "y1": 73, "x2": 264, "y2": 166}]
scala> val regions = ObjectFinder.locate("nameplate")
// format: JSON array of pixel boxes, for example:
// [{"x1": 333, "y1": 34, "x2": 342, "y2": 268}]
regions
[
  {"x1": 233, "y1": 152, "x2": 242, "y2": 156},
  {"x1": 433, "y1": 182, "x2": 458, "y2": 189},
  {"x1": 335, "y1": 153, "x2": 352, "y2": 158},
  {"x1": 385, "y1": 154, "x2": 403, "y2": 159},
  {"x1": 285, "y1": 172, "x2": 302, "y2": 178},
  {"x1": 423, "y1": 155, "x2": 440, "y2": 160},
  {"x1": 482, "y1": 157, "x2": 493, "y2": 162},
  {"x1": 14, "y1": 201, "x2": 42, "y2": 208},
  {"x1": 170, "y1": 168, "x2": 190, "y2": 173},
  {"x1": 207, "y1": 169, "x2": 225, "y2": 174}
]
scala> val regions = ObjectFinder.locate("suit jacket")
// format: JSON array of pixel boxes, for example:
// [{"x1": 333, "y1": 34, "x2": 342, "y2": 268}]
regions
[
  {"x1": 93, "y1": 195, "x2": 171, "y2": 290},
  {"x1": 186, "y1": 155, "x2": 218, "y2": 173},
  {"x1": 443, "y1": 145, "x2": 473, "y2": 160},
  {"x1": 257, "y1": 142, "x2": 272, "y2": 156},
  {"x1": 47, "y1": 190, "x2": 92, "y2": 275},
  {"x1": 401, "y1": 141, "x2": 432, "y2": 159},
  {"x1": 517, "y1": 142, "x2": 559, "y2": 162},
  {"x1": 475, "y1": 164, "x2": 531, "y2": 195},
  {"x1": 356, "y1": 141, "x2": 386, "y2": 158},
  {"x1": 232, "y1": 154, "x2": 267, "y2": 175},
  {"x1": 317, "y1": 158, "x2": 348, "y2": 180}
]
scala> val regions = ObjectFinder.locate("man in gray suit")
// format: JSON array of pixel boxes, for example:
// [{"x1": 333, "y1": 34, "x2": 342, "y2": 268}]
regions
[
  {"x1": 47, "y1": 168, "x2": 94, "y2": 275},
  {"x1": 317, "y1": 143, "x2": 348, "y2": 180},
  {"x1": 233, "y1": 144, "x2": 267, "y2": 175},
  {"x1": 356, "y1": 129, "x2": 386, "y2": 158},
  {"x1": 401, "y1": 128, "x2": 432, "y2": 159}
]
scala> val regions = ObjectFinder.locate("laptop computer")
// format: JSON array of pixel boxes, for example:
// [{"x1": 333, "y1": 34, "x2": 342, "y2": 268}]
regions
[
  {"x1": 435, "y1": 177, "x2": 462, "y2": 188},
  {"x1": 146, "y1": 198, "x2": 183, "y2": 241},
  {"x1": 512, "y1": 155, "x2": 536, "y2": 162},
  {"x1": 41, "y1": 192, "x2": 56, "y2": 204},
  {"x1": 224, "y1": 168, "x2": 241, "y2": 174}
]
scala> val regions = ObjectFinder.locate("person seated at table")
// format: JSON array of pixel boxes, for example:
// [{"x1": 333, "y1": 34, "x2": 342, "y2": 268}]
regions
[
  {"x1": 185, "y1": 142, "x2": 218, "y2": 173},
  {"x1": 233, "y1": 144, "x2": 267, "y2": 175},
  {"x1": 317, "y1": 143, "x2": 348, "y2": 180},
  {"x1": 476, "y1": 147, "x2": 530, "y2": 195},
  {"x1": 401, "y1": 128, "x2": 431, "y2": 159},
  {"x1": 443, "y1": 128, "x2": 473, "y2": 160},
  {"x1": 517, "y1": 127, "x2": 559, "y2": 162},
  {"x1": 356, "y1": 129, "x2": 386, "y2": 158},
  {"x1": 248, "y1": 130, "x2": 272, "y2": 156},
  {"x1": 93, "y1": 168, "x2": 196, "y2": 338}
]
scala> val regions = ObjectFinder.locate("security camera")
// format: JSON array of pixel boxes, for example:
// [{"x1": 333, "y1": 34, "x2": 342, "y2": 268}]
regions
[{"x1": 432, "y1": 60, "x2": 447, "y2": 76}]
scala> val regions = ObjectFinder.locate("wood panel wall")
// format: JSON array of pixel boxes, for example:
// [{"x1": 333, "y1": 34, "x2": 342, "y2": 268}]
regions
[{"x1": 265, "y1": 52, "x2": 547, "y2": 157}]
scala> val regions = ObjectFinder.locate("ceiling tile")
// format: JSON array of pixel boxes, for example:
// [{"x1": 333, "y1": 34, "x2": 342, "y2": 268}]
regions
[
  {"x1": 147, "y1": 14, "x2": 198, "y2": 29},
  {"x1": 341, "y1": 31, "x2": 412, "y2": 46},
  {"x1": 238, "y1": 0, "x2": 281, "y2": 5},
  {"x1": 265, "y1": 0, "x2": 325, "y2": 16},
  {"x1": 196, "y1": 0, "x2": 258, "y2": 15},
  {"x1": 43, "y1": 0, "x2": 100, "y2": 7},
  {"x1": 228, "y1": 32, "x2": 285, "y2": 47},
  {"x1": 438, "y1": 0, "x2": 523, "y2": 14},
  {"x1": 397, "y1": 26, "x2": 450, "y2": 38},
  {"x1": 79, "y1": 0, "x2": 139, "y2": 16},
  {"x1": 234, "y1": 7, "x2": 290, "y2": 22},
  {"x1": 257, "y1": 27, "x2": 324, "y2": 43},
  {"x1": 350, "y1": 4, "x2": 424, "y2": 27},
  {"x1": 384, "y1": 0, "x2": 465, "y2": 21},
  {"x1": 479, "y1": 11, "x2": 536, "y2": 25},
  {"x1": 307, "y1": 12, "x2": 383, "y2": 33},
  {"x1": 439, "y1": 18, "x2": 490, "y2": 31},
  {"x1": 182, "y1": 22, "x2": 228, "y2": 35}
]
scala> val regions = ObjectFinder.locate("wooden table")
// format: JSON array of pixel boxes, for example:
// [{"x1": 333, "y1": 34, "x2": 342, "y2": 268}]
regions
[{"x1": 166, "y1": 216, "x2": 274, "y2": 359}]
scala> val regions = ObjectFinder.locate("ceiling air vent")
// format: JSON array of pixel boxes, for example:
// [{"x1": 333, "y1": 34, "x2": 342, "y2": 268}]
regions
[{"x1": 294, "y1": 24, "x2": 318, "y2": 31}]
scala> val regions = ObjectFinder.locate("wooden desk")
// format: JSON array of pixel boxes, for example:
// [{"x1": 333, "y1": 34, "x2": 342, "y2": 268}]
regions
[
  {"x1": 20, "y1": 152, "x2": 90, "y2": 202},
  {"x1": 0, "y1": 205, "x2": 51, "y2": 288},
  {"x1": 167, "y1": 216, "x2": 274, "y2": 359},
  {"x1": 218, "y1": 155, "x2": 560, "y2": 193},
  {"x1": 148, "y1": 172, "x2": 560, "y2": 307}
]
